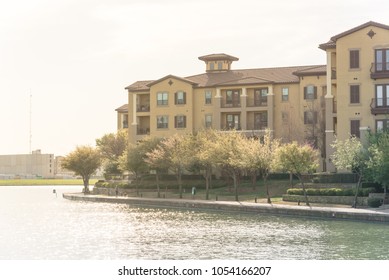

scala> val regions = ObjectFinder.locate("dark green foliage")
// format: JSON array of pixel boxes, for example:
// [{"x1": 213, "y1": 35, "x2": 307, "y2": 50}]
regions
[
  {"x1": 286, "y1": 187, "x2": 374, "y2": 197},
  {"x1": 367, "y1": 197, "x2": 382, "y2": 208}
]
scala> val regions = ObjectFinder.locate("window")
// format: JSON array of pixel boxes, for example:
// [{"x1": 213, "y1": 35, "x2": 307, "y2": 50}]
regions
[
  {"x1": 205, "y1": 114, "x2": 212, "y2": 128},
  {"x1": 254, "y1": 88, "x2": 268, "y2": 106},
  {"x1": 209, "y1": 62, "x2": 214, "y2": 70},
  {"x1": 375, "y1": 49, "x2": 389, "y2": 72},
  {"x1": 304, "y1": 85, "x2": 317, "y2": 100},
  {"x1": 157, "y1": 92, "x2": 168, "y2": 106},
  {"x1": 304, "y1": 111, "x2": 317, "y2": 125},
  {"x1": 282, "y1": 87, "x2": 289, "y2": 101},
  {"x1": 225, "y1": 90, "x2": 240, "y2": 107},
  {"x1": 254, "y1": 112, "x2": 268, "y2": 129},
  {"x1": 376, "y1": 120, "x2": 389, "y2": 131},
  {"x1": 226, "y1": 114, "x2": 240, "y2": 130},
  {"x1": 174, "y1": 115, "x2": 186, "y2": 128},
  {"x1": 350, "y1": 50, "x2": 360, "y2": 69},
  {"x1": 175, "y1": 91, "x2": 186, "y2": 105},
  {"x1": 350, "y1": 85, "x2": 360, "y2": 104},
  {"x1": 205, "y1": 91, "x2": 212, "y2": 104},
  {"x1": 157, "y1": 116, "x2": 168, "y2": 129},
  {"x1": 217, "y1": 62, "x2": 222, "y2": 70},
  {"x1": 350, "y1": 120, "x2": 360, "y2": 138},
  {"x1": 376, "y1": 84, "x2": 389, "y2": 107}
]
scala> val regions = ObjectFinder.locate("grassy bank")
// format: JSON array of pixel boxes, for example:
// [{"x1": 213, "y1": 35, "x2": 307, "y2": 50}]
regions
[{"x1": 0, "y1": 179, "x2": 99, "y2": 186}]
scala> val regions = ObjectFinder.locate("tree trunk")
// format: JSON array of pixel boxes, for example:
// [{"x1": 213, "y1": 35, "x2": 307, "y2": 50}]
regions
[
  {"x1": 298, "y1": 174, "x2": 310, "y2": 206},
  {"x1": 156, "y1": 171, "x2": 160, "y2": 198},
  {"x1": 352, "y1": 174, "x2": 362, "y2": 208},
  {"x1": 233, "y1": 172, "x2": 238, "y2": 201},
  {"x1": 264, "y1": 174, "x2": 271, "y2": 204},
  {"x1": 252, "y1": 172, "x2": 257, "y2": 190},
  {"x1": 82, "y1": 175, "x2": 89, "y2": 194},
  {"x1": 178, "y1": 172, "x2": 183, "y2": 199},
  {"x1": 205, "y1": 168, "x2": 210, "y2": 200}
]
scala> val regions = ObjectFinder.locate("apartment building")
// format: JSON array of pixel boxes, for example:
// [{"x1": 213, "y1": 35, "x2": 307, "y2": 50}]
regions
[
  {"x1": 119, "y1": 21, "x2": 389, "y2": 172},
  {"x1": 320, "y1": 21, "x2": 389, "y2": 171}
]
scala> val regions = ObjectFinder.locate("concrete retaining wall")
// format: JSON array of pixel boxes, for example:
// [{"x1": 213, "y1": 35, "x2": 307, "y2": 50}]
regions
[
  {"x1": 282, "y1": 194, "x2": 368, "y2": 206},
  {"x1": 63, "y1": 193, "x2": 389, "y2": 223}
]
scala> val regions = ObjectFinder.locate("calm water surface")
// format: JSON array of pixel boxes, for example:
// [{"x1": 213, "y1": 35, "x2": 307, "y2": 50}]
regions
[{"x1": 0, "y1": 186, "x2": 388, "y2": 260}]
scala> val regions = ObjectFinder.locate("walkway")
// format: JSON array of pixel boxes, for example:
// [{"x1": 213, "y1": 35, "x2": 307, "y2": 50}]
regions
[{"x1": 63, "y1": 193, "x2": 389, "y2": 223}]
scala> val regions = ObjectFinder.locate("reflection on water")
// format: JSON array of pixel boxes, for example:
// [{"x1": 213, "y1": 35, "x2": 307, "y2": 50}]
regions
[{"x1": 0, "y1": 186, "x2": 388, "y2": 260}]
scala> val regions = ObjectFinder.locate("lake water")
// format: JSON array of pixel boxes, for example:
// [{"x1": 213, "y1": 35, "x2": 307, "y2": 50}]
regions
[{"x1": 0, "y1": 186, "x2": 388, "y2": 260}]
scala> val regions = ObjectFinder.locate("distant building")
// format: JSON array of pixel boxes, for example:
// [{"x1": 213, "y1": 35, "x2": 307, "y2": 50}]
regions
[{"x1": 0, "y1": 150, "x2": 55, "y2": 179}]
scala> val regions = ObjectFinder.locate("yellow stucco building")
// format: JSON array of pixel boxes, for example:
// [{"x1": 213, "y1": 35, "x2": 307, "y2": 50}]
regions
[{"x1": 118, "y1": 21, "x2": 389, "y2": 172}]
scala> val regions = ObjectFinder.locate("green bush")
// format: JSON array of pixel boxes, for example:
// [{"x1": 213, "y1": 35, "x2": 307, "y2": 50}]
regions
[
  {"x1": 368, "y1": 197, "x2": 382, "y2": 208},
  {"x1": 286, "y1": 187, "x2": 373, "y2": 197}
]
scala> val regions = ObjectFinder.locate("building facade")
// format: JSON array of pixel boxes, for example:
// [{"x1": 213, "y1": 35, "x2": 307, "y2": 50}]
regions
[
  {"x1": 119, "y1": 21, "x2": 389, "y2": 172},
  {"x1": 0, "y1": 150, "x2": 55, "y2": 179}
]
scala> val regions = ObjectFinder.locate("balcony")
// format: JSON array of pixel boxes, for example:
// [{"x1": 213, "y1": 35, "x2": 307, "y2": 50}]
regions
[
  {"x1": 370, "y1": 63, "x2": 389, "y2": 79},
  {"x1": 246, "y1": 97, "x2": 267, "y2": 107},
  {"x1": 370, "y1": 98, "x2": 389, "y2": 115},
  {"x1": 220, "y1": 98, "x2": 241, "y2": 108},
  {"x1": 137, "y1": 104, "x2": 150, "y2": 112},
  {"x1": 137, "y1": 127, "x2": 150, "y2": 135}
]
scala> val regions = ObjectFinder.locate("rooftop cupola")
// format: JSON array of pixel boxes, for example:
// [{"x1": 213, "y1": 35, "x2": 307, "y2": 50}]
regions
[{"x1": 198, "y1": 53, "x2": 239, "y2": 73}]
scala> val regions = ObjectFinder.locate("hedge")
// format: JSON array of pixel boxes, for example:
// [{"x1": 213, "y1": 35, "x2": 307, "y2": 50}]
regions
[{"x1": 286, "y1": 187, "x2": 375, "y2": 197}]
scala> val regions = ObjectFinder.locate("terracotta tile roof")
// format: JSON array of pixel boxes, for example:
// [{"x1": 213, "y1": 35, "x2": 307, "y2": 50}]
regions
[
  {"x1": 293, "y1": 65, "x2": 327, "y2": 76},
  {"x1": 319, "y1": 21, "x2": 389, "y2": 50},
  {"x1": 125, "y1": 65, "x2": 326, "y2": 92},
  {"x1": 146, "y1": 74, "x2": 198, "y2": 87},
  {"x1": 125, "y1": 80, "x2": 154, "y2": 91},
  {"x1": 198, "y1": 53, "x2": 239, "y2": 61},
  {"x1": 115, "y1": 104, "x2": 128, "y2": 112}
]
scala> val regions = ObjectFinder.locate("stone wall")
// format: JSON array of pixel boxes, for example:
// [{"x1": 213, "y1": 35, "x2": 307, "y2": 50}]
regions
[{"x1": 282, "y1": 194, "x2": 368, "y2": 206}]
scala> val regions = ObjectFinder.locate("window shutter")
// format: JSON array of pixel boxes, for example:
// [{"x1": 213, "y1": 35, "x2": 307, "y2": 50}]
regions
[
  {"x1": 183, "y1": 116, "x2": 186, "y2": 128},
  {"x1": 304, "y1": 87, "x2": 307, "y2": 99},
  {"x1": 174, "y1": 116, "x2": 177, "y2": 128},
  {"x1": 183, "y1": 92, "x2": 186, "y2": 104},
  {"x1": 314, "y1": 112, "x2": 318, "y2": 124},
  {"x1": 351, "y1": 120, "x2": 360, "y2": 138},
  {"x1": 314, "y1": 86, "x2": 317, "y2": 99},
  {"x1": 174, "y1": 92, "x2": 177, "y2": 105}
]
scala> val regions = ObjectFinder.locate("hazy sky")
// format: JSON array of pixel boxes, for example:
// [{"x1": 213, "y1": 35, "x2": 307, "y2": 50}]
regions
[{"x1": 1, "y1": 0, "x2": 388, "y2": 156}]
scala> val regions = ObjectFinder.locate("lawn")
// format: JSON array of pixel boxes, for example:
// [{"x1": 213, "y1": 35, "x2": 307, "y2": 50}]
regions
[{"x1": 0, "y1": 178, "x2": 99, "y2": 186}]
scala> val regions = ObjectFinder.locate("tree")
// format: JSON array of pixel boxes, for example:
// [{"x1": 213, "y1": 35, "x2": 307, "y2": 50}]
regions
[
  {"x1": 245, "y1": 130, "x2": 280, "y2": 203},
  {"x1": 119, "y1": 136, "x2": 161, "y2": 182},
  {"x1": 331, "y1": 136, "x2": 368, "y2": 208},
  {"x1": 146, "y1": 134, "x2": 193, "y2": 199},
  {"x1": 193, "y1": 129, "x2": 219, "y2": 200},
  {"x1": 210, "y1": 131, "x2": 246, "y2": 201},
  {"x1": 368, "y1": 131, "x2": 389, "y2": 204},
  {"x1": 273, "y1": 142, "x2": 318, "y2": 206},
  {"x1": 62, "y1": 146, "x2": 101, "y2": 194},
  {"x1": 96, "y1": 129, "x2": 128, "y2": 179}
]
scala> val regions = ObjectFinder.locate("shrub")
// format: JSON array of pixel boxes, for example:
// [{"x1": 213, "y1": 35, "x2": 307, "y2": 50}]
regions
[{"x1": 368, "y1": 197, "x2": 382, "y2": 208}]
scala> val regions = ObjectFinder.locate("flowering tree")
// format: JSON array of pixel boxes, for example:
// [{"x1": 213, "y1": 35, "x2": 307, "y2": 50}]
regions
[
  {"x1": 368, "y1": 132, "x2": 389, "y2": 204},
  {"x1": 146, "y1": 134, "x2": 193, "y2": 199},
  {"x1": 331, "y1": 136, "x2": 369, "y2": 208},
  {"x1": 193, "y1": 129, "x2": 219, "y2": 200},
  {"x1": 273, "y1": 142, "x2": 318, "y2": 206},
  {"x1": 210, "y1": 131, "x2": 246, "y2": 201},
  {"x1": 62, "y1": 146, "x2": 101, "y2": 194}
]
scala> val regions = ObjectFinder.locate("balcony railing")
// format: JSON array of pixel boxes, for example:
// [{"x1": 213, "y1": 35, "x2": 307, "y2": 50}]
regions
[
  {"x1": 370, "y1": 63, "x2": 389, "y2": 79},
  {"x1": 220, "y1": 98, "x2": 241, "y2": 108},
  {"x1": 137, "y1": 127, "x2": 150, "y2": 135},
  {"x1": 246, "y1": 97, "x2": 267, "y2": 107},
  {"x1": 370, "y1": 98, "x2": 389, "y2": 115},
  {"x1": 247, "y1": 122, "x2": 268, "y2": 130},
  {"x1": 137, "y1": 104, "x2": 150, "y2": 112}
]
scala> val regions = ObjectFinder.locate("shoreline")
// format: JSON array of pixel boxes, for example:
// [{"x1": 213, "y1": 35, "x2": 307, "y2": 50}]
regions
[{"x1": 63, "y1": 193, "x2": 389, "y2": 223}]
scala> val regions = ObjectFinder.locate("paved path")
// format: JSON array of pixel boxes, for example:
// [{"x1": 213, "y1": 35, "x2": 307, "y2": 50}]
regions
[{"x1": 63, "y1": 193, "x2": 389, "y2": 223}]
